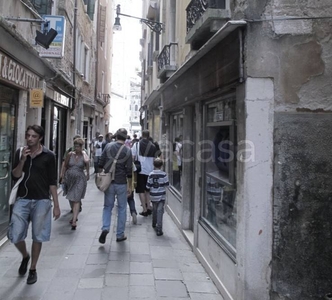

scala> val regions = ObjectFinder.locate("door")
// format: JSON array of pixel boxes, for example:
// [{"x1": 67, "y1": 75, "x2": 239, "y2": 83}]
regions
[{"x1": 0, "y1": 85, "x2": 17, "y2": 242}]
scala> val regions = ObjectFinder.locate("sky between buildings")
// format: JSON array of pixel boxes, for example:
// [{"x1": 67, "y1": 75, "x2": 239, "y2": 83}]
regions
[{"x1": 110, "y1": 0, "x2": 142, "y2": 134}]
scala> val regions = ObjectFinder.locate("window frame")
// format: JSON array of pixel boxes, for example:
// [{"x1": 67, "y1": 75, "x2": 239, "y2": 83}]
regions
[{"x1": 199, "y1": 94, "x2": 237, "y2": 261}]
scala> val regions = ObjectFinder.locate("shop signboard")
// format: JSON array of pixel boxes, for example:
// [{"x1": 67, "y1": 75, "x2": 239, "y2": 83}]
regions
[{"x1": 39, "y1": 15, "x2": 66, "y2": 58}]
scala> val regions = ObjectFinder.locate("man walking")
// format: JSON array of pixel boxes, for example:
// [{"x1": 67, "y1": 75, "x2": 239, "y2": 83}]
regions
[
  {"x1": 8, "y1": 125, "x2": 61, "y2": 285},
  {"x1": 93, "y1": 134, "x2": 104, "y2": 173},
  {"x1": 98, "y1": 128, "x2": 133, "y2": 243},
  {"x1": 131, "y1": 130, "x2": 157, "y2": 216}
]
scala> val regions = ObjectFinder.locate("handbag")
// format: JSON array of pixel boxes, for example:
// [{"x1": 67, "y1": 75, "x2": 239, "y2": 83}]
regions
[
  {"x1": 8, "y1": 147, "x2": 24, "y2": 205},
  {"x1": 95, "y1": 144, "x2": 125, "y2": 192},
  {"x1": 133, "y1": 142, "x2": 141, "y2": 173}
]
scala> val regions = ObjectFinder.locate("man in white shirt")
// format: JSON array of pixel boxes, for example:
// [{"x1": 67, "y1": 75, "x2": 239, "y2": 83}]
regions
[
  {"x1": 131, "y1": 130, "x2": 157, "y2": 216},
  {"x1": 93, "y1": 134, "x2": 104, "y2": 173}
]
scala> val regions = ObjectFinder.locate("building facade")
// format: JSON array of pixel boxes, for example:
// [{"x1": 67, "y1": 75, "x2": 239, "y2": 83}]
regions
[
  {"x1": 0, "y1": 0, "x2": 114, "y2": 245},
  {"x1": 140, "y1": 0, "x2": 332, "y2": 299}
]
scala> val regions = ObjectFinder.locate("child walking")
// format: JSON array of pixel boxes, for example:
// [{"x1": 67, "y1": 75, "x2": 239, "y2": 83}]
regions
[{"x1": 146, "y1": 158, "x2": 169, "y2": 236}]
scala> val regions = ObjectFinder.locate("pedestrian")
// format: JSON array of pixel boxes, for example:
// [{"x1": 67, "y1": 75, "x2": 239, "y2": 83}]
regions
[
  {"x1": 98, "y1": 128, "x2": 133, "y2": 244},
  {"x1": 102, "y1": 132, "x2": 113, "y2": 151},
  {"x1": 146, "y1": 158, "x2": 169, "y2": 236},
  {"x1": 92, "y1": 134, "x2": 103, "y2": 173},
  {"x1": 8, "y1": 125, "x2": 61, "y2": 285},
  {"x1": 131, "y1": 130, "x2": 157, "y2": 216},
  {"x1": 125, "y1": 135, "x2": 132, "y2": 148},
  {"x1": 60, "y1": 134, "x2": 87, "y2": 213},
  {"x1": 124, "y1": 137, "x2": 138, "y2": 224},
  {"x1": 61, "y1": 138, "x2": 90, "y2": 230},
  {"x1": 131, "y1": 133, "x2": 139, "y2": 147}
]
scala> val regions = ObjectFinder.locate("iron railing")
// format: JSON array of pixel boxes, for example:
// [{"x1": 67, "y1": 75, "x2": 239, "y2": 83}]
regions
[
  {"x1": 157, "y1": 43, "x2": 178, "y2": 72},
  {"x1": 186, "y1": 0, "x2": 226, "y2": 33}
]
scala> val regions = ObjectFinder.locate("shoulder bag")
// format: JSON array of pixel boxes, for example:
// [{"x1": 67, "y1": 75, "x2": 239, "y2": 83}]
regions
[
  {"x1": 95, "y1": 144, "x2": 125, "y2": 192},
  {"x1": 9, "y1": 147, "x2": 24, "y2": 205}
]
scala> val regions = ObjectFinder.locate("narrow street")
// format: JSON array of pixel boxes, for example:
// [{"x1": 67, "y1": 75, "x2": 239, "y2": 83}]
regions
[{"x1": 0, "y1": 174, "x2": 223, "y2": 300}]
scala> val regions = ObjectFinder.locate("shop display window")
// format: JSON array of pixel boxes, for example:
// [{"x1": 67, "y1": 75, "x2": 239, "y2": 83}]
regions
[
  {"x1": 170, "y1": 113, "x2": 183, "y2": 193},
  {"x1": 201, "y1": 97, "x2": 237, "y2": 254}
]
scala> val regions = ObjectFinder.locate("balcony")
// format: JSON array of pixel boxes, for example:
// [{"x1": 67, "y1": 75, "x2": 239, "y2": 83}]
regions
[
  {"x1": 157, "y1": 43, "x2": 178, "y2": 83},
  {"x1": 186, "y1": 0, "x2": 231, "y2": 50},
  {"x1": 96, "y1": 93, "x2": 110, "y2": 108}
]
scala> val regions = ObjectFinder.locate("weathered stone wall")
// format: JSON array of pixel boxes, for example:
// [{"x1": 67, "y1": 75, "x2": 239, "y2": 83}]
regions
[
  {"x1": 274, "y1": 113, "x2": 332, "y2": 299},
  {"x1": 233, "y1": 0, "x2": 332, "y2": 299}
]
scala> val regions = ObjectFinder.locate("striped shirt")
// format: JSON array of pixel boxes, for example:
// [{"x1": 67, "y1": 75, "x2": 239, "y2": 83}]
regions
[{"x1": 146, "y1": 169, "x2": 169, "y2": 202}]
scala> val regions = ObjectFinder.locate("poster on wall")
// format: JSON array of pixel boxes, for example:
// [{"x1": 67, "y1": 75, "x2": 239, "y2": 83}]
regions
[{"x1": 30, "y1": 89, "x2": 44, "y2": 108}]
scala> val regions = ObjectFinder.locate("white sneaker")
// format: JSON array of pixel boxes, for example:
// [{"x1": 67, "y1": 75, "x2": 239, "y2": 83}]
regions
[{"x1": 132, "y1": 212, "x2": 137, "y2": 224}]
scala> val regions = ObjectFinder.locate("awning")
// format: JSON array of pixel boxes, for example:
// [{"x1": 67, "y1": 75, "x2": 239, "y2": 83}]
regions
[{"x1": 142, "y1": 20, "x2": 247, "y2": 109}]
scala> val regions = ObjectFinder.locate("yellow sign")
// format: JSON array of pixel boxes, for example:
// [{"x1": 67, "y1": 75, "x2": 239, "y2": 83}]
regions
[{"x1": 30, "y1": 89, "x2": 44, "y2": 108}]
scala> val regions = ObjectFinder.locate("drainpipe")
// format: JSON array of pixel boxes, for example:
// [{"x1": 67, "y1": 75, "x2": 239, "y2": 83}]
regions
[
  {"x1": 73, "y1": 0, "x2": 79, "y2": 133},
  {"x1": 239, "y1": 29, "x2": 244, "y2": 83}
]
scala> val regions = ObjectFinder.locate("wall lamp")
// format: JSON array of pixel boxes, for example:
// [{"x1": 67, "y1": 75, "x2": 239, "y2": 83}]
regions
[{"x1": 113, "y1": 4, "x2": 163, "y2": 34}]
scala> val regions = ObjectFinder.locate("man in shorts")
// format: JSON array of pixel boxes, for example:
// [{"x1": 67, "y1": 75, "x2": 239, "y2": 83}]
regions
[
  {"x1": 8, "y1": 125, "x2": 61, "y2": 285},
  {"x1": 131, "y1": 130, "x2": 157, "y2": 216}
]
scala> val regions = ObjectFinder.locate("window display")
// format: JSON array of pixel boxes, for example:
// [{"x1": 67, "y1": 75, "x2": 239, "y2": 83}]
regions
[
  {"x1": 202, "y1": 97, "x2": 237, "y2": 252},
  {"x1": 171, "y1": 113, "x2": 183, "y2": 193}
]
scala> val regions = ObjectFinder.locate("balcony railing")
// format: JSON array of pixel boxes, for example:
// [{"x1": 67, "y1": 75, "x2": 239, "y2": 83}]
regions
[
  {"x1": 186, "y1": 0, "x2": 226, "y2": 33},
  {"x1": 157, "y1": 43, "x2": 178, "y2": 81}
]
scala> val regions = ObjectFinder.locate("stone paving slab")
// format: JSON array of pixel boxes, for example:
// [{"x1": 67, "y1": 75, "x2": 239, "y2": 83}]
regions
[{"x1": 0, "y1": 174, "x2": 224, "y2": 300}]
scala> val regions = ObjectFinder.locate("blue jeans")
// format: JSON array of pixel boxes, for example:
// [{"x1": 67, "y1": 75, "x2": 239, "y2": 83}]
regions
[
  {"x1": 8, "y1": 199, "x2": 52, "y2": 243},
  {"x1": 127, "y1": 192, "x2": 137, "y2": 214},
  {"x1": 102, "y1": 183, "x2": 127, "y2": 238},
  {"x1": 152, "y1": 200, "x2": 165, "y2": 230}
]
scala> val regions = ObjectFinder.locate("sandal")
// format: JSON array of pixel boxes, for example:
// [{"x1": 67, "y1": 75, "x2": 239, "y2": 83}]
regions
[{"x1": 69, "y1": 218, "x2": 78, "y2": 224}]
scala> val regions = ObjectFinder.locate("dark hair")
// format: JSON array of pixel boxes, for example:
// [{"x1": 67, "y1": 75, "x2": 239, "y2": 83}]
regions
[
  {"x1": 26, "y1": 125, "x2": 44, "y2": 140},
  {"x1": 133, "y1": 134, "x2": 137, "y2": 138},
  {"x1": 142, "y1": 130, "x2": 150, "y2": 138},
  {"x1": 116, "y1": 128, "x2": 127, "y2": 141},
  {"x1": 153, "y1": 158, "x2": 163, "y2": 168}
]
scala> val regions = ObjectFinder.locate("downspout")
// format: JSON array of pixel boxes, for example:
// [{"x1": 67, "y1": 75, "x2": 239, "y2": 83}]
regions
[
  {"x1": 239, "y1": 29, "x2": 244, "y2": 83},
  {"x1": 73, "y1": 0, "x2": 78, "y2": 133}
]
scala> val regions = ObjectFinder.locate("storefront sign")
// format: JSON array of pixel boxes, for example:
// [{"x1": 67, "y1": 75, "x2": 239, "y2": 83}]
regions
[
  {"x1": 0, "y1": 51, "x2": 41, "y2": 90},
  {"x1": 30, "y1": 89, "x2": 44, "y2": 108},
  {"x1": 54, "y1": 91, "x2": 70, "y2": 107},
  {"x1": 39, "y1": 15, "x2": 66, "y2": 58}
]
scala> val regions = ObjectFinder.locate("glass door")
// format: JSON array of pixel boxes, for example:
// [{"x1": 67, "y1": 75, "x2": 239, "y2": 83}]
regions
[{"x1": 0, "y1": 85, "x2": 17, "y2": 242}]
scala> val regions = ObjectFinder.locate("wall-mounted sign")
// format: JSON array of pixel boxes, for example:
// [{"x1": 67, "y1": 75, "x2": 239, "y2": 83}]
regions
[
  {"x1": 30, "y1": 89, "x2": 44, "y2": 108},
  {"x1": 39, "y1": 15, "x2": 66, "y2": 58}
]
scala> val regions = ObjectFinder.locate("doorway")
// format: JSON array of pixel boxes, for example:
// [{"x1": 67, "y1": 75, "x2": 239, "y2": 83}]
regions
[{"x1": 0, "y1": 85, "x2": 17, "y2": 242}]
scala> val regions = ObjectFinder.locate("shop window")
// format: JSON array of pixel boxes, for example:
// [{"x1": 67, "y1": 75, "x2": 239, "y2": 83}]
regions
[
  {"x1": 170, "y1": 113, "x2": 183, "y2": 193},
  {"x1": 201, "y1": 97, "x2": 237, "y2": 255},
  {"x1": 31, "y1": 0, "x2": 52, "y2": 15}
]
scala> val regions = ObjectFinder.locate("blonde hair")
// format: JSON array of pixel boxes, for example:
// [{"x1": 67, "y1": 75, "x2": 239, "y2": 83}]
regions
[{"x1": 73, "y1": 138, "x2": 85, "y2": 146}]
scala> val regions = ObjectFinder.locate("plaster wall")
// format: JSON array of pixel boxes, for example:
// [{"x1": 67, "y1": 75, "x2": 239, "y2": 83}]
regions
[
  {"x1": 197, "y1": 224, "x2": 237, "y2": 300},
  {"x1": 166, "y1": 190, "x2": 182, "y2": 225},
  {"x1": 234, "y1": 1, "x2": 332, "y2": 298},
  {"x1": 242, "y1": 0, "x2": 332, "y2": 111},
  {"x1": 236, "y1": 78, "x2": 274, "y2": 300},
  {"x1": 174, "y1": 0, "x2": 191, "y2": 64}
]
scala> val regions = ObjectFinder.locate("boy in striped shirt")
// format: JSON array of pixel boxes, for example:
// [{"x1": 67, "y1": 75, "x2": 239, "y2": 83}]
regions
[{"x1": 146, "y1": 158, "x2": 169, "y2": 236}]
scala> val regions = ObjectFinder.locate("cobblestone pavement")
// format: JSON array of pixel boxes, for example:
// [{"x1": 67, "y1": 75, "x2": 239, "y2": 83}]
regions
[{"x1": 0, "y1": 174, "x2": 224, "y2": 300}]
